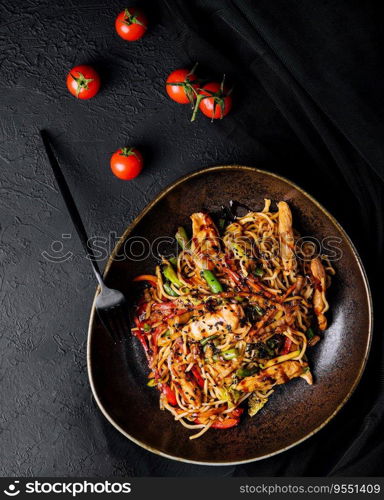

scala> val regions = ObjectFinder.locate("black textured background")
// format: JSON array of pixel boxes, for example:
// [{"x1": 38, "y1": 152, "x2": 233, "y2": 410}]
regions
[{"x1": 1, "y1": 0, "x2": 383, "y2": 477}]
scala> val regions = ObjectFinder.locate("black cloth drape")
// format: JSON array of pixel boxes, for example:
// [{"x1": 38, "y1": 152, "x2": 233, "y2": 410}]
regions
[{"x1": 165, "y1": 0, "x2": 384, "y2": 476}]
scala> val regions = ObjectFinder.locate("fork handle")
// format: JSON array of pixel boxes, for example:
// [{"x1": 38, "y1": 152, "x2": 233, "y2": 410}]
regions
[{"x1": 40, "y1": 130, "x2": 104, "y2": 287}]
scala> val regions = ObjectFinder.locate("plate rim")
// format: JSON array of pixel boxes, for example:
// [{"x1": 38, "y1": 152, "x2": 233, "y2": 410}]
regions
[{"x1": 87, "y1": 165, "x2": 373, "y2": 465}]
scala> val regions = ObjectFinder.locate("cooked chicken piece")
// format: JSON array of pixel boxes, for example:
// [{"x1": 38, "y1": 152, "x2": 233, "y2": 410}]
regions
[
  {"x1": 311, "y1": 257, "x2": 328, "y2": 330},
  {"x1": 181, "y1": 304, "x2": 241, "y2": 341},
  {"x1": 190, "y1": 212, "x2": 221, "y2": 270},
  {"x1": 173, "y1": 363, "x2": 202, "y2": 408},
  {"x1": 169, "y1": 311, "x2": 193, "y2": 328},
  {"x1": 294, "y1": 275, "x2": 305, "y2": 294},
  {"x1": 236, "y1": 360, "x2": 306, "y2": 393},
  {"x1": 277, "y1": 201, "x2": 296, "y2": 273},
  {"x1": 300, "y1": 368, "x2": 313, "y2": 385}
]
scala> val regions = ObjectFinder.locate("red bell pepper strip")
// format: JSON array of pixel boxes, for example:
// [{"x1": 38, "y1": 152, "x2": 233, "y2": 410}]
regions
[
  {"x1": 152, "y1": 301, "x2": 176, "y2": 311},
  {"x1": 133, "y1": 316, "x2": 143, "y2": 329},
  {"x1": 194, "y1": 407, "x2": 244, "y2": 426},
  {"x1": 135, "y1": 300, "x2": 147, "y2": 319},
  {"x1": 161, "y1": 384, "x2": 177, "y2": 406},
  {"x1": 194, "y1": 416, "x2": 240, "y2": 428},
  {"x1": 211, "y1": 418, "x2": 240, "y2": 429},
  {"x1": 228, "y1": 407, "x2": 244, "y2": 418},
  {"x1": 133, "y1": 331, "x2": 149, "y2": 358},
  {"x1": 191, "y1": 366, "x2": 205, "y2": 388},
  {"x1": 281, "y1": 337, "x2": 292, "y2": 355},
  {"x1": 133, "y1": 275, "x2": 158, "y2": 286}
]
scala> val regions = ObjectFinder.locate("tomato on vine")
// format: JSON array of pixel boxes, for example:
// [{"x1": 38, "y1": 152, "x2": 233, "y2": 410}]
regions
[
  {"x1": 66, "y1": 65, "x2": 101, "y2": 100},
  {"x1": 192, "y1": 77, "x2": 232, "y2": 121},
  {"x1": 115, "y1": 8, "x2": 147, "y2": 41},
  {"x1": 166, "y1": 65, "x2": 199, "y2": 105},
  {"x1": 110, "y1": 147, "x2": 143, "y2": 180}
]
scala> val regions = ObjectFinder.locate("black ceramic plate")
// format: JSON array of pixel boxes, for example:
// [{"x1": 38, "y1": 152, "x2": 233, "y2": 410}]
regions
[{"x1": 87, "y1": 166, "x2": 372, "y2": 465}]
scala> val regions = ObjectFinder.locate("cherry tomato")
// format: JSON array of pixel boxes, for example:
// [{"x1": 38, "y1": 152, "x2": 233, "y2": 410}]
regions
[
  {"x1": 115, "y1": 8, "x2": 147, "y2": 41},
  {"x1": 110, "y1": 147, "x2": 143, "y2": 180},
  {"x1": 198, "y1": 81, "x2": 232, "y2": 119},
  {"x1": 166, "y1": 68, "x2": 199, "y2": 104},
  {"x1": 66, "y1": 65, "x2": 101, "y2": 100}
]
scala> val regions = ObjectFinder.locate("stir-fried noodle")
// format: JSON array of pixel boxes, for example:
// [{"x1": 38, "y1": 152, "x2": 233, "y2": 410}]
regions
[{"x1": 132, "y1": 200, "x2": 334, "y2": 439}]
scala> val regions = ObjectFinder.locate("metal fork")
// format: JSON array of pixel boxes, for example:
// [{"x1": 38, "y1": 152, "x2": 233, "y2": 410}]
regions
[{"x1": 40, "y1": 130, "x2": 130, "y2": 342}]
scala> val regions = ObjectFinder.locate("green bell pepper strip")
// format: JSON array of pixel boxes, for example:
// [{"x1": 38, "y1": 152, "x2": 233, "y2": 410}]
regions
[
  {"x1": 163, "y1": 282, "x2": 179, "y2": 297},
  {"x1": 168, "y1": 256, "x2": 178, "y2": 266},
  {"x1": 175, "y1": 226, "x2": 190, "y2": 249},
  {"x1": 201, "y1": 270, "x2": 223, "y2": 293},
  {"x1": 162, "y1": 265, "x2": 183, "y2": 287},
  {"x1": 200, "y1": 334, "x2": 218, "y2": 346}
]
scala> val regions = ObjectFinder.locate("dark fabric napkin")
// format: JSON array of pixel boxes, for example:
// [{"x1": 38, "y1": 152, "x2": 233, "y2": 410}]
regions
[{"x1": 165, "y1": 0, "x2": 384, "y2": 476}]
